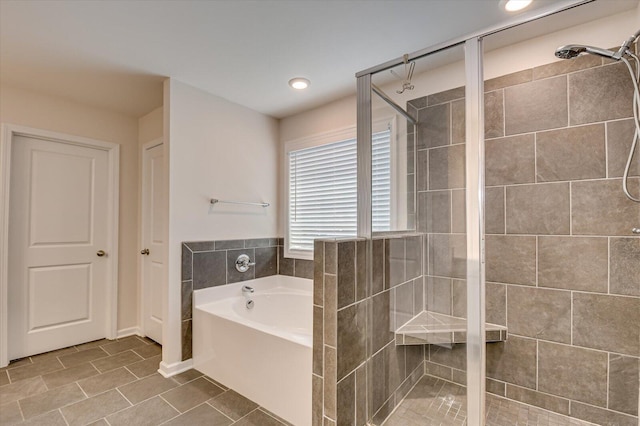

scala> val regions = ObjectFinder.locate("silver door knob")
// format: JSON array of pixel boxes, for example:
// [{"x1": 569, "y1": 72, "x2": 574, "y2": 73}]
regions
[
  {"x1": 96, "y1": 250, "x2": 106, "y2": 257},
  {"x1": 141, "y1": 248, "x2": 150, "y2": 255}
]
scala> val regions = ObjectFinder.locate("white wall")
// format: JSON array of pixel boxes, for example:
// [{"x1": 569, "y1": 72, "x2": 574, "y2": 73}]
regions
[
  {"x1": 162, "y1": 79, "x2": 279, "y2": 368},
  {"x1": 139, "y1": 106, "x2": 163, "y2": 145},
  {"x1": 281, "y1": 10, "x2": 637, "y2": 145},
  {"x1": 0, "y1": 85, "x2": 141, "y2": 332}
]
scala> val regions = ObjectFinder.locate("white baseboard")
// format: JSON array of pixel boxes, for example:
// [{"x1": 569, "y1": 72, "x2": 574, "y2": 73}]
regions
[
  {"x1": 159, "y1": 359, "x2": 193, "y2": 378},
  {"x1": 116, "y1": 326, "x2": 143, "y2": 339}
]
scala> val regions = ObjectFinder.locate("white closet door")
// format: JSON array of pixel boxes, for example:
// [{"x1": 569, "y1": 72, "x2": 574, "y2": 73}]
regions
[{"x1": 8, "y1": 135, "x2": 110, "y2": 359}]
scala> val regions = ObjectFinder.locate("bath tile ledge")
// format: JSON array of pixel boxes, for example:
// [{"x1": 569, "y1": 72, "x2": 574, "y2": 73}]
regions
[{"x1": 395, "y1": 311, "x2": 508, "y2": 345}]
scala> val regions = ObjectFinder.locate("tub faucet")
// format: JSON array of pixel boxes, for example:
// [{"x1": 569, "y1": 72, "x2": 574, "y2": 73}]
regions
[
  {"x1": 242, "y1": 285, "x2": 254, "y2": 294},
  {"x1": 235, "y1": 254, "x2": 255, "y2": 272}
]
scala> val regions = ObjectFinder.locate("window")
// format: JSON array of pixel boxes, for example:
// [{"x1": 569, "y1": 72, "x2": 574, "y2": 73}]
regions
[{"x1": 285, "y1": 122, "x2": 394, "y2": 259}]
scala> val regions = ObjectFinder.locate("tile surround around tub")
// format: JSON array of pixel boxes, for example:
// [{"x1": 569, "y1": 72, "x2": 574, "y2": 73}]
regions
[
  {"x1": 181, "y1": 238, "x2": 311, "y2": 361},
  {"x1": 314, "y1": 237, "x2": 425, "y2": 426}
]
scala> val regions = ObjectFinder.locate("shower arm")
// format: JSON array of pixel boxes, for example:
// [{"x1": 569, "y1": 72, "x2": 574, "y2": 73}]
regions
[{"x1": 371, "y1": 84, "x2": 418, "y2": 125}]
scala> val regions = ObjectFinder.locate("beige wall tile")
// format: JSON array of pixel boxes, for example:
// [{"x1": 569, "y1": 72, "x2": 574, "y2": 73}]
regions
[
  {"x1": 608, "y1": 118, "x2": 639, "y2": 178},
  {"x1": 313, "y1": 306, "x2": 324, "y2": 377},
  {"x1": 313, "y1": 241, "x2": 324, "y2": 306},
  {"x1": 485, "y1": 235, "x2": 536, "y2": 285},
  {"x1": 429, "y1": 344, "x2": 466, "y2": 371},
  {"x1": 417, "y1": 103, "x2": 450, "y2": 150},
  {"x1": 486, "y1": 336, "x2": 537, "y2": 389},
  {"x1": 385, "y1": 238, "x2": 406, "y2": 287},
  {"x1": 485, "y1": 187, "x2": 505, "y2": 234},
  {"x1": 505, "y1": 76, "x2": 568, "y2": 135},
  {"x1": 533, "y1": 54, "x2": 601, "y2": 80},
  {"x1": 451, "y1": 99, "x2": 465, "y2": 144},
  {"x1": 425, "y1": 276, "x2": 451, "y2": 315},
  {"x1": 427, "y1": 86, "x2": 465, "y2": 106},
  {"x1": 536, "y1": 124, "x2": 606, "y2": 182},
  {"x1": 506, "y1": 385, "x2": 570, "y2": 415},
  {"x1": 485, "y1": 134, "x2": 535, "y2": 186},
  {"x1": 428, "y1": 234, "x2": 466, "y2": 279},
  {"x1": 569, "y1": 62, "x2": 635, "y2": 125},
  {"x1": 337, "y1": 241, "x2": 355, "y2": 309},
  {"x1": 486, "y1": 69, "x2": 532, "y2": 92},
  {"x1": 507, "y1": 286, "x2": 571, "y2": 343},
  {"x1": 428, "y1": 144, "x2": 465, "y2": 190},
  {"x1": 371, "y1": 291, "x2": 392, "y2": 352},
  {"x1": 486, "y1": 282, "x2": 506, "y2": 326},
  {"x1": 506, "y1": 183, "x2": 570, "y2": 235},
  {"x1": 573, "y1": 292, "x2": 640, "y2": 356},
  {"x1": 485, "y1": 90, "x2": 504, "y2": 139},
  {"x1": 538, "y1": 341, "x2": 607, "y2": 407},
  {"x1": 336, "y1": 371, "x2": 355, "y2": 425},
  {"x1": 538, "y1": 236, "x2": 608, "y2": 292},
  {"x1": 570, "y1": 401, "x2": 638, "y2": 426},
  {"x1": 336, "y1": 302, "x2": 366, "y2": 381},
  {"x1": 324, "y1": 274, "x2": 337, "y2": 348},
  {"x1": 610, "y1": 237, "x2": 640, "y2": 296},
  {"x1": 608, "y1": 354, "x2": 639, "y2": 416}
]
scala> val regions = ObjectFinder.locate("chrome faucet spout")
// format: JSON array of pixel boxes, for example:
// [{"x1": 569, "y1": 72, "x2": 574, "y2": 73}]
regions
[{"x1": 242, "y1": 285, "x2": 254, "y2": 294}]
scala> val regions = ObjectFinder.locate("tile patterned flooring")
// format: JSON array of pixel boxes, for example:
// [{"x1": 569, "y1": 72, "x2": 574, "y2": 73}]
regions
[
  {"x1": 384, "y1": 375, "x2": 596, "y2": 426},
  {"x1": 0, "y1": 336, "x2": 291, "y2": 426}
]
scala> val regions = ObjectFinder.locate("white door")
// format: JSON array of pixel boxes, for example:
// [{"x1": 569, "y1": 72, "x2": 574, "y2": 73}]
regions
[
  {"x1": 141, "y1": 141, "x2": 164, "y2": 344},
  {"x1": 8, "y1": 135, "x2": 111, "y2": 360}
]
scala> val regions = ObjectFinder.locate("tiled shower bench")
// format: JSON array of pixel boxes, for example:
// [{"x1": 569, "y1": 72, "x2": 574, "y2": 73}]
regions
[{"x1": 395, "y1": 311, "x2": 508, "y2": 345}]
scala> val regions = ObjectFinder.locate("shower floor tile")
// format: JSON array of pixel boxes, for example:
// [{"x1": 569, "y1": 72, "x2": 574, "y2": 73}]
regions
[
  {"x1": 0, "y1": 338, "x2": 291, "y2": 426},
  {"x1": 383, "y1": 375, "x2": 596, "y2": 426}
]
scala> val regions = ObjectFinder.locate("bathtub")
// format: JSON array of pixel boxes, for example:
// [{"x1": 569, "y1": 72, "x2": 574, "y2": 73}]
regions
[{"x1": 193, "y1": 275, "x2": 312, "y2": 426}]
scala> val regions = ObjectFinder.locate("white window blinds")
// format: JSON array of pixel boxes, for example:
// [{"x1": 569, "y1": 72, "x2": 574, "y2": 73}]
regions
[{"x1": 288, "y1": 129, "x2": 391, "y2": 256}]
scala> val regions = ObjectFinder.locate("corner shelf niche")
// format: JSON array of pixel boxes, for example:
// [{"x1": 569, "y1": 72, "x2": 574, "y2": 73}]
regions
[{"x1": 395, "y1": 311, "x2": 508, "y2": 346}]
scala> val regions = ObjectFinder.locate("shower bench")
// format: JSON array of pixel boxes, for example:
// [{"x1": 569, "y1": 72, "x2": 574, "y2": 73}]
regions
[{"x1": 395, "y1": 310, "x2": 507, "y2": 345}]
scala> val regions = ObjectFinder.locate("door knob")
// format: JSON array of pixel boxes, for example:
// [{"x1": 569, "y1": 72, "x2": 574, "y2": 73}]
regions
[
  {"x1": 141, "y1": 248, "x2": 150, "y2": 255},
  {"x1": 96, "y1": 250, "x2": 106, "y2": 257}
]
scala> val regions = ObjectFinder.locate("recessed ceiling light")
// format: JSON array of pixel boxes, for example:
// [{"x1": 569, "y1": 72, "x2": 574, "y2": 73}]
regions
[
  {"x1": 502, "y1": 0, "x2": 533, "y2": 12},
  {"x1": 289, "y1": 78, "x2": 310, "y2": 90}
]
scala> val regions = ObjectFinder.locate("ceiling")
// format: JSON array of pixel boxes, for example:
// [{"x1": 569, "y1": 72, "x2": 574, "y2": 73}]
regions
[{"x1": 0, "y1": 0, "x2": 638, "y2": 119}]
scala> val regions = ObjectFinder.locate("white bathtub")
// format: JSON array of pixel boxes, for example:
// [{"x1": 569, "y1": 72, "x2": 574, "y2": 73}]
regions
[{"x1": 193, "y1": 275, "x2": 312, "y2": 426}]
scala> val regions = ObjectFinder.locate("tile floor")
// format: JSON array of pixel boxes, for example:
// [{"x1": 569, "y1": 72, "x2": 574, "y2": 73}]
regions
[
  {"x1": 0, "y1": 336, "x2": 291, "y2": 426},
  {"x1": 383, "y1": 375, "x2": 596, "y2": 426}
]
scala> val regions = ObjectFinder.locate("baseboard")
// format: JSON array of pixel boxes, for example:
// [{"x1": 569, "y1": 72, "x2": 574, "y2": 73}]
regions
[
  {"x1": 159, "y1": 359, "x2": 193, "y2": 378},
  {"x1": 116, "y1": 326, "x2": 143, "y2": 339}
]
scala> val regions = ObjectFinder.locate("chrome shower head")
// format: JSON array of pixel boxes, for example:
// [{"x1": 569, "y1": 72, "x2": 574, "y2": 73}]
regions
[{"x1": 555, "y1": 44, "x2": 620, "y2": 60}]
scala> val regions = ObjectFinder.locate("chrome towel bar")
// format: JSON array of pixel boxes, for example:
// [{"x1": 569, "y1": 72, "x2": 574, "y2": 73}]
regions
[{"x1": 210, "y1": 198, "x2": 269, "y2": 208}]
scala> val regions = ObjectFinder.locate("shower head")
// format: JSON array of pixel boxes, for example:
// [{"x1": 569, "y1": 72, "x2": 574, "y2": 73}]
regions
[{"x1": 555, "y1": 44, "x2": 620, "y2": 60}]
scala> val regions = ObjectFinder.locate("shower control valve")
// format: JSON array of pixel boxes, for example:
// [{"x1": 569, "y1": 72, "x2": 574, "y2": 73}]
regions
[
  {"x1": 632, "y1": 228, "x2": 640, "y2": 235},
  {"x1": 235, "y1": 254, "x2": 256, "y2": 272}
]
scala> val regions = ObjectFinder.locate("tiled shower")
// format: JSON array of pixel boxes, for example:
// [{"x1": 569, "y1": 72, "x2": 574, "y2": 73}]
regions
[{"x1": 314, "y1": 38, "x2": 639, "y2": 426}]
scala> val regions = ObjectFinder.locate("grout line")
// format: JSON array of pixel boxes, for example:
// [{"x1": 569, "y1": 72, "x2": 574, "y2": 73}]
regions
[
  {"x1": 606, "y1": 352, "x2": 610, "y2": 410},
  {"x1": 605, "y1": 121, "x2": 609, "y2": 178},
  {"x1": 157, "y1": 394, "x2": 182, "y2": 417},
  {"x1": 205, "y1": 400, "x2": 236, "y2": 423},
  {"x1": 115, "y1": 387, "x2": 134, "y2": 407},
  {"x1": 571, "y1": 291, "x2": 574, "y2": 346},
  {"x1": 607, "y1": 237, "x2": 611, "y2": 295},
  {"x1": 59, "y1": 408, "x2": 70, "y2": 426}
]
